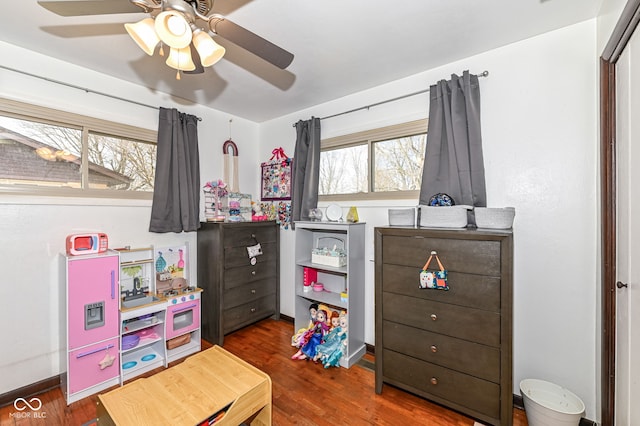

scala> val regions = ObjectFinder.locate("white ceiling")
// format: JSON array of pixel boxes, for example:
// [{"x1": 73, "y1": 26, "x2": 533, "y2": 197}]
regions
[{"x1": 1, "y1": 0, "x2": 601, "y2": 122}]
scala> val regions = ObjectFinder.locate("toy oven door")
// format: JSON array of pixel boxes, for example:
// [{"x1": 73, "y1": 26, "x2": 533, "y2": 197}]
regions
[{"x1": 166, "y1": 299, "x2": 200, "y2": 340}]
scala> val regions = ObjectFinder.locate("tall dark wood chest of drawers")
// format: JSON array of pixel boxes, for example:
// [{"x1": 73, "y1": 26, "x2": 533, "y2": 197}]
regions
[
  {"x1": 197, "y1": 221, "x2": 280, "y2": 346},
  {"x1": 374, "y1": 227, "x2": 513, "y2": 426}
]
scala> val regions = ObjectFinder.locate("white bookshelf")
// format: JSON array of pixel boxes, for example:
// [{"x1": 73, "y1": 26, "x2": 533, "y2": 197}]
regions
[{"x1": 293, "y1": 221, "x2": 366, "y2": 368}]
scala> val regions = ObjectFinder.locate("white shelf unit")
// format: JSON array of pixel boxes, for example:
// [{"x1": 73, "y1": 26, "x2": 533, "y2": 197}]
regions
[
  {"x1": 293, "y1": 221, "x2": 366, "y2": 368},
  {"x1": 117, "y1": 247, "x2": 167, "y2": 383},
  {"x1": 119, "y1": 302, "x2": 168, "y2": 383}
]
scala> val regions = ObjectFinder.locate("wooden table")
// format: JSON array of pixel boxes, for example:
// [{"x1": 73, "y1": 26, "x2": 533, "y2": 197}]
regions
[{"x1": 96, "y1": 346, "x2": 272, "y2": 425}]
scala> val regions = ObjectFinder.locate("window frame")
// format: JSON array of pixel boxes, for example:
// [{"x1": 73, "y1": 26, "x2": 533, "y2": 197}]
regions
[
  {"x1": 0, "y1": 98, "x2": 157, "y2": 200},
  {"x1": 319, "y1": 118, "x2": 428, "y2": 202}
]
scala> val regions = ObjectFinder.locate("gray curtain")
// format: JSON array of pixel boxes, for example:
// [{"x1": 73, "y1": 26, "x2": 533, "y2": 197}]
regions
[
  {"x1": 149, "y1": 107, "x2": 201, "y2": 233},
  {"x1": 419, "y1": 71, "x2": 486, "y2": 223},
  {"x1": 291, "y1": 117, "x2": 321, "y2": 224}
]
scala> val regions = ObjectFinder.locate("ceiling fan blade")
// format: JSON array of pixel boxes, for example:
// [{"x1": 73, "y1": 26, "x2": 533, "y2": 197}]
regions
[
  {"x1": 38, "y1": 0, "x2": 144, "y2": 17},
  {"x1": 210, "y1": 17, "x2": 294, "y2": 70}
]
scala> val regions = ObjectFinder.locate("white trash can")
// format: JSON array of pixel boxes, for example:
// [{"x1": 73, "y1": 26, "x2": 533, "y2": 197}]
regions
[{"x1": 520, "y1": 379, "x2": 585, "y2": 426}]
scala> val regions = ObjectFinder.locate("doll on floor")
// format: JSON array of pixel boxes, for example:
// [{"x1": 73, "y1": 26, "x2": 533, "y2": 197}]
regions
[
  {"x1": 314, "y1": 312, "x2": 348, "y2": 368},
  {"x1": 291, "y1": 303, "x2": 319, "y2": 347},
  {"x1": 291, "y1": 308, "x2": 330, "y2": 360}
]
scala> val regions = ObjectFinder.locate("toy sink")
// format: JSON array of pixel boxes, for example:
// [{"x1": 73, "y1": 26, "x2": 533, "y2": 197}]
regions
[{"x1": 122, "y1": 296, "x2": 160, "y2": 309}]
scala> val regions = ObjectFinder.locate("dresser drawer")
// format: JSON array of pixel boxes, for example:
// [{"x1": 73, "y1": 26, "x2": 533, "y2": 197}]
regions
[
  {"x1": 382, "y1": 321, "x2": 500, "y2": 382},
  {"x1": 381, "y1": 235, "x2": 501, "y2": 275},
  {"x1": 222, "y1": 294, "x2": 276, "y2": 334},
  {"x1": 224, "y1": 242, "x2": 278, "y2": 269},
  {"x1": 382, "y1": 349, "x2": 500, "y2": 419},
  {"x1": 382, "y1": 263, "x2": 500, "y2": 312},
  {"x1": 225, "y1": 263, "x2": 277, "y2": 290},
  {"x1": 383, "y1": 292, "x2": 500, "y2": 347},
  {"x1": 224, "y1": 279, "x2": 276, "y2": 309},
  {"x1": 223, "y1": 225, "x2": 277, "y2": 247}
]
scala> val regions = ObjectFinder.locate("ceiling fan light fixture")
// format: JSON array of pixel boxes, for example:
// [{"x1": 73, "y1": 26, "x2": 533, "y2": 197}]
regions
[
  {"x1": 192, "y1": 29, "x2": 225, "y2": 67},
  {"x1": 166, "y1": 46, "x2": 196, "y2": 71},
  {"x1": 155, "y1": 10, "x2": 192, "y2": 48},
  {"x1": 124, "y1": 17, "x2": 159, "y2": 56}
]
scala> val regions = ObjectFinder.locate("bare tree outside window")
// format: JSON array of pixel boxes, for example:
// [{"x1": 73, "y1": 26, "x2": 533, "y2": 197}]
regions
[
  {"x1": 373, "y1": 134, "x2": 426, "y2": 191},
  {"x1": 88, "y1": 133, "x2": 156, "y2": 191},
  {"x1": 319, "y1": 124, "x2": 427, "y2": 199},
  {"x1": 0, "y1": 114, "x2": 156, "y2": 192},
  {"x1": 320, "y1": 144, "x2": 367, "y2": 195}
]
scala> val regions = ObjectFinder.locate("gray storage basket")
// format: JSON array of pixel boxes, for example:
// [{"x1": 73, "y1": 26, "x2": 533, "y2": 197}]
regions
[
  {"x1": 388, "y1": 208, "x2": 415, "y2": 226},
  {"x1": 419, "y1": 205, "x2": 472, "y2": 228},
  {"x1": 475, "y1": 207, "x2": 515, "y2": 229}
]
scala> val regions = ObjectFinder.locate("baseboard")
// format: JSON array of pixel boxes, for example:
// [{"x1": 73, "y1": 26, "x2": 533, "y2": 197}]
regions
[
  {"x1": 513, "y1": 394, "x2": 525, "y2": 410},
  {"x1": 279, "y1": 313, "x2": 294, "y2": 323},
  {"x1": 0, "y1": 375, "x2": 60, "y2": 408}
]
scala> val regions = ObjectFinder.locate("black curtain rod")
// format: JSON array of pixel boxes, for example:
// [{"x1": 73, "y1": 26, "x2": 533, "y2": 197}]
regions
[
  {"x1": 293, "y1": 70, "x2": 489, "y2": 126},
  {"x1": 0, "y1": 64, "x2": 203, "y2": 121}
]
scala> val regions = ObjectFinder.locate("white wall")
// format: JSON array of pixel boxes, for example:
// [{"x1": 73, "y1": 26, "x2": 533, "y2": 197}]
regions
[
  {"x1": 597, "y1": 0, "x2": 629, "y2": 54},
  {"x1": 0, "y1": 41, "x2": 261, "y2": 395},
  {"x1": 262, "y1": 20, "x2": 600, "y2": 420}
]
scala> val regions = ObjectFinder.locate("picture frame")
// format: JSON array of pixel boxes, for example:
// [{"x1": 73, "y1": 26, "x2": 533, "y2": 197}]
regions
[{"x1": 261, "y1": 150, "x2": 292, "y2": 201}]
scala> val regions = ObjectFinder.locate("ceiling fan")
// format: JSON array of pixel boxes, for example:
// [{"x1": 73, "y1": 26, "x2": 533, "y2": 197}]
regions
[{"x1": 37, "y1": 0, "x2": 294, "y2": 78}]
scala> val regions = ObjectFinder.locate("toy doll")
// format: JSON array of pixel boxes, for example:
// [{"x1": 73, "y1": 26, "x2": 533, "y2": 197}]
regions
[
  {"x1": 291, "y1": 309, "x2": 330, "y2": 360},
  {"x1": 328, "y1": 310, "x2": 340, "y2": 330},
  {"x1": 291, "y1": 303, "x2": 319, "y2": 347},
  {"x1": 315, "y1": 312, "x2": 348, "y2": 368}
]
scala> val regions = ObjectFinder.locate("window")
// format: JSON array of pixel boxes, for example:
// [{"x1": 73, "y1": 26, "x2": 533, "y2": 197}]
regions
[
  {"x1": 319, "y1": 119, "x2": 427, "y2": 201},
  {"x1": 0, "y1": 98, "x2": 156, "y2": 198}
]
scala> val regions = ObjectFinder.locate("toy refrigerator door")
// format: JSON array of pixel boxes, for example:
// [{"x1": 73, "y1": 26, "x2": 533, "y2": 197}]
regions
[
  {"x1": 68, "y1": 337, "x2": 120, "y2": 395},
  {"x1": 67, "y1": 254, "x2": 120, "y2": 350}
]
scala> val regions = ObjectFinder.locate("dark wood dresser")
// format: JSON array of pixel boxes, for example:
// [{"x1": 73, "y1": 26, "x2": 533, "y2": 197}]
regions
[
  {"x1": 197, "y1": 221, "x2": 280, "y2": 346},
  {"x1": 374, "y1": 227, "x2": 513, "y2": 426}
]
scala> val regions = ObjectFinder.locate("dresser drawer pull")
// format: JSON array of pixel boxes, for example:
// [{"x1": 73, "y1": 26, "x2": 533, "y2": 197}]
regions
[
  {"x1": 251, "y1": 270, "x2": 256, "y2": 275},
  {"x1": 250, "y1": 307, "x2": 256, "y2": 313},
  {"x1": 250, "y1": 289, "x2": 256, "y2": 294},
  {"x1": 430, "y1": 377, "x2": 438, "y2": 385},
  {"x1": 430, "y1": 314, "x2": 438, "y2": 321},
  {"x1": 251, "y1": 233, "x2": 256, "y2": 239},
  {"x1": 430, "y1": 345, "x2": 438, "y2": 353}
]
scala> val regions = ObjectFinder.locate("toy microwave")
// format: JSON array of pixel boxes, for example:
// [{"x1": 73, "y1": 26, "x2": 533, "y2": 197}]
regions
[{"x1": 66, "y1": 233, "x2": 108, "y2": 256}]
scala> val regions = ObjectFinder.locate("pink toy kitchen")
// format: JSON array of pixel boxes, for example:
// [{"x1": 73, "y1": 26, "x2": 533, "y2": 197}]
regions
[{"x1": 60, "y1": 235, "x2": 202, "y2": 405}]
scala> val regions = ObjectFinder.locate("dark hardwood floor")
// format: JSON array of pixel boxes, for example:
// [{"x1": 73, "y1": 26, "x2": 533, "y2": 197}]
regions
[{"x1": 0, "y1": 319, "x2": 528, "y2": 425}]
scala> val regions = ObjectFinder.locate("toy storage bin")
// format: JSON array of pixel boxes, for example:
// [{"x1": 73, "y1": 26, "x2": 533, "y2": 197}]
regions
[
  {"x1": 166, "y1": 333, "x2": 191, "y2": 350},
  {"x1": 388, "y1": 208, "x2": 415, "y2": 226},
  {"x1": 419, "y1": 205, "x2": 471, "y2": 228},
  {"x1": 520, "y1": 379, "x2": 585, "y2": 426},
  {"x1": 311, "y1": 236, "x2": 347, "y2": 267},
  {"x1": 475, "y1": 207, "x2": 516, "y2": 229}
]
